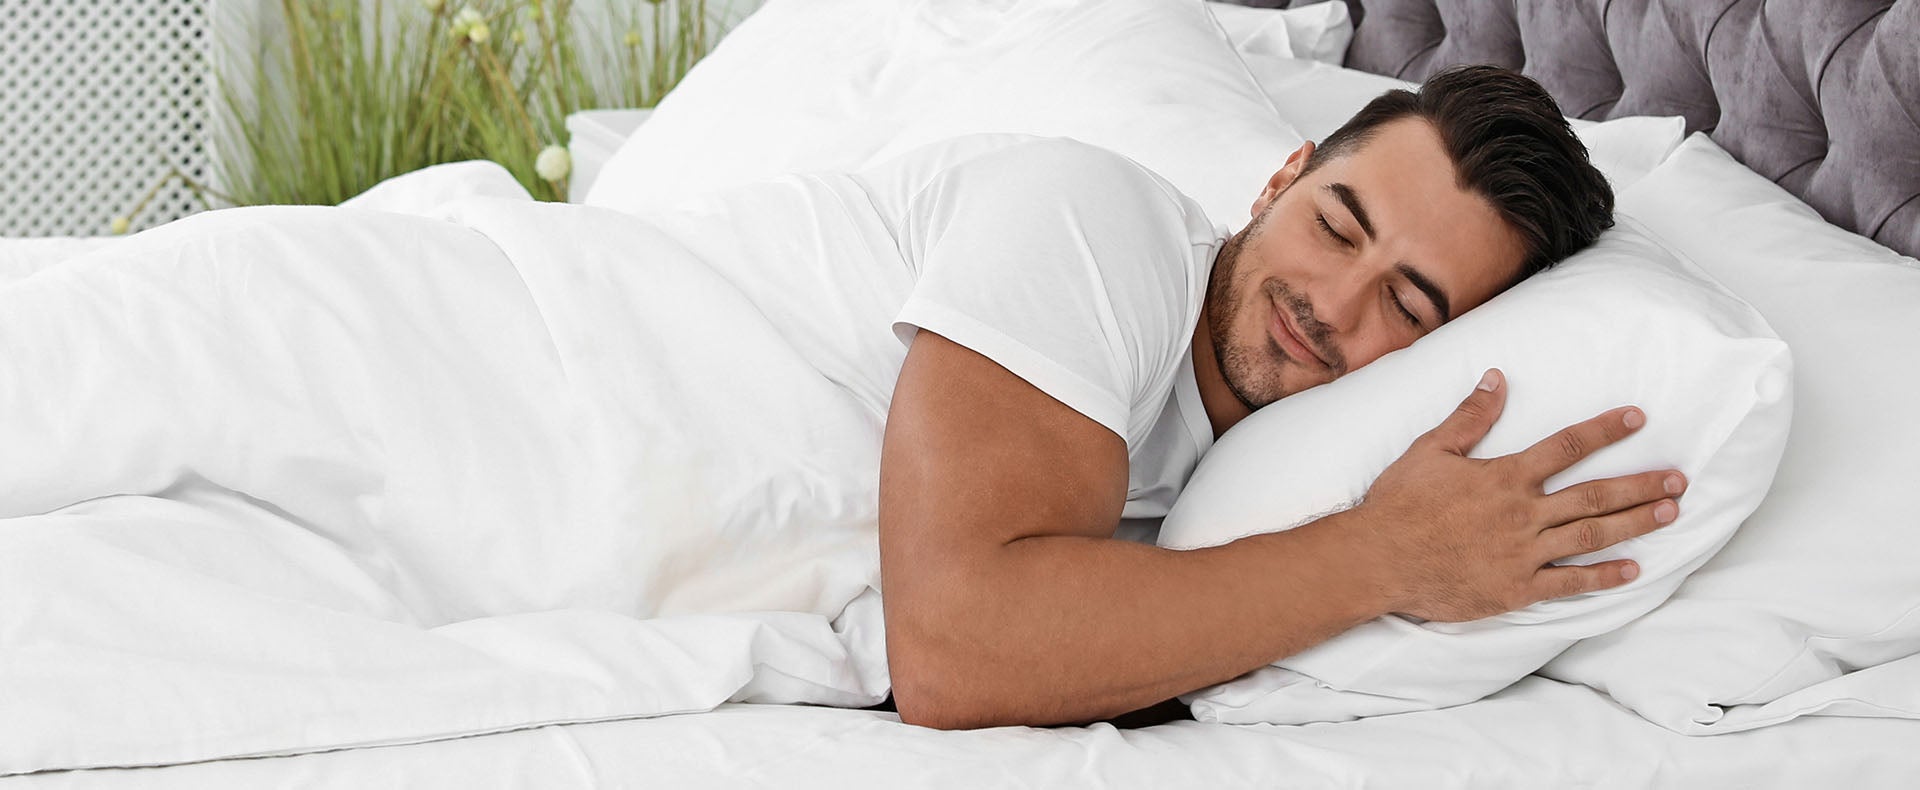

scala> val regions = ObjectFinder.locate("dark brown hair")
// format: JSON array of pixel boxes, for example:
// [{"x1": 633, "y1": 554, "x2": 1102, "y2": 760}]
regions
[{"x1": 1303, "y1": 64, "x2": 1615, "y2": 280}]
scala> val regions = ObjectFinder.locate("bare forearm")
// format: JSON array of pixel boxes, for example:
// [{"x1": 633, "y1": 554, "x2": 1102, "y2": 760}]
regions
[{"x1": 886, "y1": 510, "x2": 1392, "y2": 729}]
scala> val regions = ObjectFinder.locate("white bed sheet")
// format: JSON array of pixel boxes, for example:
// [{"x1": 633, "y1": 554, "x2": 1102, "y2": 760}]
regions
[{"x1": 14, "y1": 676, "x2": 1919, "y2": 789}]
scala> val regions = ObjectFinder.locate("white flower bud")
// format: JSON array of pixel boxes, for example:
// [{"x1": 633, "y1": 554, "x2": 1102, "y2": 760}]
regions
[
  {"x1": 468, "y1": 21, "x2": 490, "y2": 43},
  {"x1": 535, "y1": 145, "x2": 571, "y2": 182},
  {"x1": 456, "y1": 7, "x2": 484, "y2": 26},
  {"x1": 624, "y1": 30, "x2": 642, "y2": 47},
  {"x1": 110, "y1": 216, "x2": 131, "y2": 235}
]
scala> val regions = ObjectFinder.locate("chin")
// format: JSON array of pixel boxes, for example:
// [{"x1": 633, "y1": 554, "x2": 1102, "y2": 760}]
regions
[{"x1": 1217, "y1": 339, "x2": 1296, "y2": 409}]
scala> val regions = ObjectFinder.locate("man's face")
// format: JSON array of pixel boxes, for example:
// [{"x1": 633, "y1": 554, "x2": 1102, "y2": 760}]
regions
[{"x1": 1205, "y1": 116, "x2": 1528, "y2": 409}]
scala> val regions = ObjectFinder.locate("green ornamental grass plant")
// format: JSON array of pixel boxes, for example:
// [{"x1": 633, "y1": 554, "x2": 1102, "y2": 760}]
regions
[{"x1": 119, "y1": 0, "x2": 717, "y2": 230}]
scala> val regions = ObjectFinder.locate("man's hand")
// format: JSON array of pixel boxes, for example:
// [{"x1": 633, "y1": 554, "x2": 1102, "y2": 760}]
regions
[{"x1": 1357, "y1": 368, "x2": 1687, "y2": 622}]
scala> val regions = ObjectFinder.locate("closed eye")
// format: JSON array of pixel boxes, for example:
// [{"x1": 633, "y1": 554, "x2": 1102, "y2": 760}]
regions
[
  {"x1": 1320, "y1": 210, "x2": 1421, "y2": 329},
  {"x1": 1314, "y1": 214, "x2": 1352, "y2": 248},
  {"x1": 1390, "y1": 290, "x2": 1421, "y2": 328}
]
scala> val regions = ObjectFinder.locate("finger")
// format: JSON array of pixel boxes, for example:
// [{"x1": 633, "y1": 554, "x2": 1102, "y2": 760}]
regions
[
  {"x1": 1511, "y1": 405, "x2": 1645, "y2": 482},
  {"x1": 1528, "y1": 560, "x2": 1641, "y2": 604},
  {"x1": 1417, "y1": 368, "x2": 1507, "y2": 456},
  {"x1": 1539, "y1": 470, "x2": 1688, "y2": 527},
  {"x1": 1537, "y1": 498, "x2": 1679, "y2": 563}
]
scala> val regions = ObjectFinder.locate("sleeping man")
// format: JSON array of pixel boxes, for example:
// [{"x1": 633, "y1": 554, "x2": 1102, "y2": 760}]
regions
[
  {"x1": 863, "y1": 65, "x2": 1686, "y2": 728},
  {"x1": 0, "y1": 66, "x2": 1687, "y2": 754}
]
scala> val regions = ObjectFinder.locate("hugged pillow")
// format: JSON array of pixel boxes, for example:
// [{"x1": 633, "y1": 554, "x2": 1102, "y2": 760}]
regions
[
  {"x1": 1541, "y1": 134, "x2": 1920, "y2": 734},
  {"x1": 583, "y1": 0, "x2": 1303, "y2": 232},
  {"x1": 1157, "y1": 219, "x2": 1793, "y2": 724}
]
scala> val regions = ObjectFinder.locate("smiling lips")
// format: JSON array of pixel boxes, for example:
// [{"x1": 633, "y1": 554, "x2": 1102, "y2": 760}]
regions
[{"x1": 1269, "y1": 295, "x2": 1329, "y2": 368}]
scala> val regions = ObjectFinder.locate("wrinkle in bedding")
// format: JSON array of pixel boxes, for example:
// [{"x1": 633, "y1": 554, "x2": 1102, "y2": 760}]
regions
[{"x1": 0, "y1": 189, "x2": 893, "y2": 775}]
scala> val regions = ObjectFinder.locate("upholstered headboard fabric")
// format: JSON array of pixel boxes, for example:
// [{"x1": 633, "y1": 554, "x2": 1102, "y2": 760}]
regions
[{"x1": 1252, "y1": 0, "x2": 1919, "y2": 257}]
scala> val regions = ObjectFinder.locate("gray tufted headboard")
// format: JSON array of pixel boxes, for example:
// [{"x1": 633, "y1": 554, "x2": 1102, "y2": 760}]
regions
[{"x1": 1257, "y1": 0, "x2": 1920, "y2": 258}]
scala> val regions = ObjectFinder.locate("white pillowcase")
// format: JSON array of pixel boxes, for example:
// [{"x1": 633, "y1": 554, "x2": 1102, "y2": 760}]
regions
[
  {"x1": 1205, "y1": 0, "x2": 1354, "y2": 64},
  {"x1": 1541, "y1": 134, "x2": 1920, "y2": 733},
  {"x1": 582, "y1": 0, "x2": 1304, "y2": 233},
  {"x1": 1157, "y1": 219, "x2": 1793, "y2": 724},
  {"x1": 337, "y1": 160, "x2": 531, "y2": 214},
  {"x1": 1231, "y1": 52, "x2": 1687, "y2": 195},
  {"x1": 1564, "y1": 115, "x2": 1689, "y2": 192}
]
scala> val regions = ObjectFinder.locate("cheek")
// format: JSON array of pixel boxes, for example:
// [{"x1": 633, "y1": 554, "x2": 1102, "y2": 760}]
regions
[
  {"x1": 1347, "y1": 326, "x2": 1418, "y2": 372},
  {"x1": 1346, "y1": 343, "x2": 1389, "y2": 372}
]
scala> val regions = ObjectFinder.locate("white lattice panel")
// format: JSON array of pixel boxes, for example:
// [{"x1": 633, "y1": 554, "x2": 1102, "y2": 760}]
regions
[{"x1": 0, "y1": 0, "x2": 210, "y2": 237}]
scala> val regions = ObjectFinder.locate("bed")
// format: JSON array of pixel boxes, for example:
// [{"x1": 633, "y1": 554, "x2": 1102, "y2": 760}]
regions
[{"x1": 6, "y1": 0, "x2": 1919, "y2": 787}]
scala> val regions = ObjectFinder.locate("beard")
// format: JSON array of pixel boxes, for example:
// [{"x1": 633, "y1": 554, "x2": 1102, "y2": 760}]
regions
[{"x1": 1202, "y1": 202, "x2": 1344, "y2": 411}]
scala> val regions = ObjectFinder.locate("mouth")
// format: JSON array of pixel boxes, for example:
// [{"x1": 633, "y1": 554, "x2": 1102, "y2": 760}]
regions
[{"x1": 1269, "y1": 294, "x2": 1329, "y2": 369}]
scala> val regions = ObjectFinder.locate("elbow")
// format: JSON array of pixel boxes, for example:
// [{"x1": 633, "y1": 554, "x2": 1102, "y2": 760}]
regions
[
  {"x1": 894, "y1": 693, "x2": 975, "y2": 731},
  {"x1": 886, "y1": 627, "x2": 997, "y2": 730}
]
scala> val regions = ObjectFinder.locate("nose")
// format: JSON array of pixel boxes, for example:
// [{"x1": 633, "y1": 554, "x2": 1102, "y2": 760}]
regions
[{"x1": 1311, "y1": 262, "x2": 1377, "y2": 335}]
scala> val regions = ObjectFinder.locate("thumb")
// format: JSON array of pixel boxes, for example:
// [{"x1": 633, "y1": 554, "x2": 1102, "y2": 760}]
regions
[{"x1": 1420, "y1": 368, "x2": 1506, "y2": 456}]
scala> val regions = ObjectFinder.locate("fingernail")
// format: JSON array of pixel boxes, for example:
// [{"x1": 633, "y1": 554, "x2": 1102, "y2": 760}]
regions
[
  {"x1": 1477, "y1": 369, "x2": 1499, "y2": 392},
  {"x1": 1621, "y1": 563, "x2": 1639, "y2": 581},
  {"x1": 1665, "y1": 474, "x2": 1685, "y2": 495},
  {"x1": 1623, "y1": 408, "x2": 1645, "y2": 429},
  {"x1": 1654, "y1": 501, "x2": 1677, "y2": 524}
]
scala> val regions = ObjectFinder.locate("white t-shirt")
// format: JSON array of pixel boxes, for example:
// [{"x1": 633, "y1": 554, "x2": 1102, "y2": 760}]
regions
[{"x1": 652, "y1": 133, "x2": 1228, "y2": 521}]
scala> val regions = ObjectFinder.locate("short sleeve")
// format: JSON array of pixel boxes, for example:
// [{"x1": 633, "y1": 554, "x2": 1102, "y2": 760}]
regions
[{"x1": 889, "y1": 137, "x2": 1215, "y2": 447}]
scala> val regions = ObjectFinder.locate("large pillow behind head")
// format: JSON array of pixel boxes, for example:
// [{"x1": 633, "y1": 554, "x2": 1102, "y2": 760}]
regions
[
  {"x1": 1541, "y1": 134, "x2": 1920, "y2": 734},
  {"x1": 1157, "y1": 219, "x2": 1793, "y2": 724},
  {"x1": 583, "y1": 0, "x2": 1303, "y2": 232},
  {"x1": 1231, "y1": 53, "x2": 1686, "y2": 196}
]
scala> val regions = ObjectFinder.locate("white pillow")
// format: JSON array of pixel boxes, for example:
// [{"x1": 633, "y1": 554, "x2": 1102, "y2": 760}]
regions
[
  {"x1": 1564, "y1": 115, "x2": 1688, "y2": 192},
  {"x1": 1157, "y1": 219, "x2": 1793, "y2": 724},
  {"x1": 582, "y1": 0, "x2": 1303, "y2": 233},
  {"x1": 1230, "y1": 53, "x2": 1687, "y2": 195},
  {"x1": 1541, "y1": 134, "x2": 1920, "y2": 733},
  {"x1": 1204, "y1": 0, "x2": 1354, "y2": 64},
  {"x1": 337, "y1": 160, "x2": 531, "y2": 214}
]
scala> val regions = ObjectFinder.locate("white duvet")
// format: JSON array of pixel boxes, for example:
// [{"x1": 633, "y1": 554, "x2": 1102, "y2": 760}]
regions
[{"x1": 0, "y1": 163, "x2": 892, "y2": 775}]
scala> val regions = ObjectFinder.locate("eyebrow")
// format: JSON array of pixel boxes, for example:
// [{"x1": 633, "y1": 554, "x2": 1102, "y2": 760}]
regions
[
  {"x1": 1325, "y1": 182, "x2": 1454, "y2": 324},
  {"x1": 1397, "y1": 263, "x2": 1452, "y2": 323},
  {"x1": 1325, "y1": 183, "x2": 1375, "y2": 240}
]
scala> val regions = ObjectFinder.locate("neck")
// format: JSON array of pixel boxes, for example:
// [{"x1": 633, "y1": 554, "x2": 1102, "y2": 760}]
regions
[{"x1": 1191, "y1": 293, "x2": 1253, "y2": 440}]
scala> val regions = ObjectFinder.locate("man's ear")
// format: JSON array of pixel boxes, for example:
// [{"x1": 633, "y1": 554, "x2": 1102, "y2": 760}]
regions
[{"x1": 1252, "y1": 140, "x2": 1316, "y2": 219}]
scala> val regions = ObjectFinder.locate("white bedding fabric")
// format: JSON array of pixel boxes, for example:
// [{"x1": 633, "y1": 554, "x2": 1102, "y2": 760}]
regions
[
  {"x1": 15, "y1": 677, "x2": 1920, "y2": 789},
  {"x1": 4, "y1": 5, "x2": 1914, "y2": 784},
  {"x1": 0, "y1": 162, "x2": 892, "y2": 775}
]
